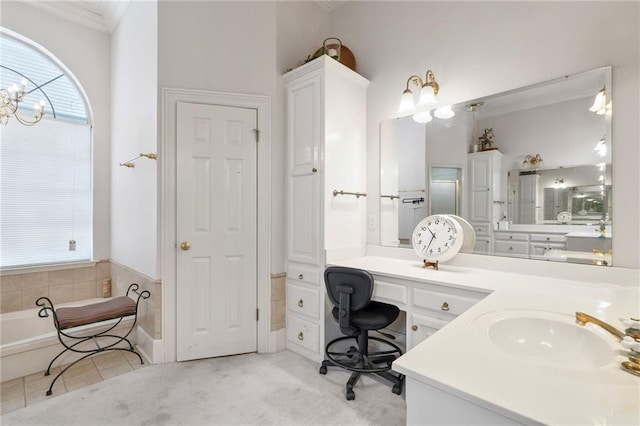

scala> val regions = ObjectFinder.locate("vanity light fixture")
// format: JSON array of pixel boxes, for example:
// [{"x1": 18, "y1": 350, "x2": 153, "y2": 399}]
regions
[
  {"x1": 397, "y1": 70, "x2": 454, "y2": 123},
  {"x1": 553, "y1": 178, "x2": 567, "y2": 189},
  {"x1": 589, "y1": 88, "x2": 612, "y2": 115},
  {"x1": 594, "y1": 138, "x2": 606, "y2": 157},
  {"x1": 434, "y1": 105, "x2": 455, "y2": 119},
  {"x1": 522, "y1": 154, "x2": 543, "y2": 168},
  {"x1": 1, "y1": 78, "x2": 46, "y2": 126}
]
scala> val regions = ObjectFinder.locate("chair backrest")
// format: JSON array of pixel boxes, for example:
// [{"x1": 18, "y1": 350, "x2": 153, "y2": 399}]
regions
[{"x1": 324, "y1": 266, "x2": 374, "y2": 335}]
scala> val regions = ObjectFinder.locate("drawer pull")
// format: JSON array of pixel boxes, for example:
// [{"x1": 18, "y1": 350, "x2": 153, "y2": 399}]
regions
[
  {"x1": 298, "y1": 299, "x2": 304, "y2": 308},
  {"x1": 441, "y1": 302, "x2": 450, "y2": 311},
  {"x1": 298, "y1": 274, "x2": 304, "y2": 280},
  {"x1": 298, "y1": 331, "x2": 304, "y2": 341},
  {"x1": 411, "y1": 325, "x2": 418, "y2": 331}
]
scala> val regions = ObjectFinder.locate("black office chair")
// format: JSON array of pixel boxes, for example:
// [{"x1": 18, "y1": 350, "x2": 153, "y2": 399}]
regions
[{"x1": 319, "y1": 266, "x2": 404, "y2": 400}]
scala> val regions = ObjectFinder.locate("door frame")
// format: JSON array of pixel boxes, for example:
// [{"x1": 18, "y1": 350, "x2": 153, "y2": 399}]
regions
[{"x1": 161, "y1": 88, "x2": 271, "y2": 363}]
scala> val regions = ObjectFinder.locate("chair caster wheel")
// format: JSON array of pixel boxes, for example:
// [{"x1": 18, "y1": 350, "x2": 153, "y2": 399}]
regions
[
  {"x1": 392, "y1": 384, "x2": 402, "y2": 395},
  {"x1": 319, "y1": 365, "x2": 327, "y2": 375},
  {"x1": 346, "y1": 390, "x2": 355, "y2": 400}
]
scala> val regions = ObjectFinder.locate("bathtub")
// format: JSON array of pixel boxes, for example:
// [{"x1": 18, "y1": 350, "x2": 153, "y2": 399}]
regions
[{"x1": 0, "y1": 298, "x2": 137, "y2": 383}]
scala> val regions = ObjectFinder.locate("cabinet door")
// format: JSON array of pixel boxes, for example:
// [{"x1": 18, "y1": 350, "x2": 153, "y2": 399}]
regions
[
  {"x1": 469, "y1": 157, "x2": 491, "y2": 222},
  {"x1": 518, "y1": 174, "x2": 539, "y2": 224},
  {"x1": 286, "y1": 74, "x2": 322, "y2": 265},
  {"x1": 408, "y1": 313, "x2": 448, "y2": 350}
]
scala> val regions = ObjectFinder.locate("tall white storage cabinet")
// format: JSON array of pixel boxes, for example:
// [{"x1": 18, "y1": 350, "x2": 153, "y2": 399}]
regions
[
  {"x1": 284, "y1": 56, "x2": 369, "y2": 362},
  {"x1": 468, "y1": 151, "x2": 503, "y2": 254}
]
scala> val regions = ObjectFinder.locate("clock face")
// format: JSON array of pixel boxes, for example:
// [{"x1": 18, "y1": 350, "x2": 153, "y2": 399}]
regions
[
  {"x1": 557, "y1": 211, "x2": 572, "y2": 224},
  {"x1": 412, "y1": 215, "x2": 464, "y2": 262}
]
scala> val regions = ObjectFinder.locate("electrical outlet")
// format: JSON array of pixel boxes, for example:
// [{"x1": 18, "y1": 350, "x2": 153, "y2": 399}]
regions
[
  {"x1": 368, "y1": 215, "x2": 377, "y2": 229},
  {"x1": 68, "y1": 240, "x2": 76, "y2": 251}
]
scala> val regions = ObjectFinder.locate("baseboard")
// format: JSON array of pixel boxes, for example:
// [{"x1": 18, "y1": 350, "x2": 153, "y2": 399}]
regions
[
  {"x1": 136, "y1": 326, "x2": 164, "y2": 363},
  {"x1": 268, "y1": 328, "x2": 286, "y2": 353}
]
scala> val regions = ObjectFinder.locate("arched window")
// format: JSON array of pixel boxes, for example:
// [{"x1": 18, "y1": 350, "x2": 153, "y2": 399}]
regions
[{"x1": 1, "y1": 29, "x2": 92, "y2": 268}]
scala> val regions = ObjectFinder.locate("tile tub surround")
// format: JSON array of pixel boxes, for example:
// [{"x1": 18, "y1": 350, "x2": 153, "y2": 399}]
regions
[
  {"x1": 271, "y1": 273, "x2": 286, "y2": 331},
  {"x1": 110, "y1": 261, "x2": 161, "y2": 340},
  {"x1": 0, "y1": 261, "x2": 111, "y2": 314}
]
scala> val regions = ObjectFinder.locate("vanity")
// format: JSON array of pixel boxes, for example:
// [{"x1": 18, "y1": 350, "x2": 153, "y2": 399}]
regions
[
  {"x1": 284, "y1": 60, "x2": 638, "y2": 424},
  {"x1": 329, "y1": 247, "x2": 640, "y2": 425}
]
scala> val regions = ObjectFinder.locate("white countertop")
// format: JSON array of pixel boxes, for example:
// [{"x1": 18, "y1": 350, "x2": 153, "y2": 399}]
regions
[{"x1": 330, "y1": 254, "x2": 640, "y2": 425}]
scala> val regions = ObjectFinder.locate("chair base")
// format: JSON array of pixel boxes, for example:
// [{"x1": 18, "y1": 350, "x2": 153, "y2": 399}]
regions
[{"x1": 319, "y1": 335, "x2": 404, "y2": 400}]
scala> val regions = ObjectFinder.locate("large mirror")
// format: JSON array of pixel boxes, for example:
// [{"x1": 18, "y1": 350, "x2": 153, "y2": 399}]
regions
[{"x1": 380, "y1": 67, "x2": 613, "y2": 266}]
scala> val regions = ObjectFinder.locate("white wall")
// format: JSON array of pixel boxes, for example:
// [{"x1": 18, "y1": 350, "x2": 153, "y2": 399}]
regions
[
  {"x1": 110, "y1": 1, "x2": 158, "y2": 278},
  {"x1": 330, "y1": 1, "x2": 639, "y2": 268},
  {"x1": 476, "y1": 96, "x2": 608, "y2": 172},
  {"x1": 1, "y1": 1, "x2": 111, "y2": 262}
]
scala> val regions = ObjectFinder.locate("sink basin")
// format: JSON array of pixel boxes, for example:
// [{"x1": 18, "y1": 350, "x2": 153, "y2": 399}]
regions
[{"x1": 473, "y1": 310, "x2": 615, "y2": 369}]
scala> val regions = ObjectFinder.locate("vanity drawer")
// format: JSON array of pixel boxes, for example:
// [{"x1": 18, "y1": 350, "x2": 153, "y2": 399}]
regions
[
  {"x1": 473, "y1": 237, "x2": 491, "y2": 254},
  {"x1": 530, "y1": 234, "x2": 566, "y2": 243},
  {"x1": 494, "y1": 232, "x2": 529, "y2": 242},
  {"x1": 470, "y1": 222, "x2": 491, "y2": 235},
  {"x1": 286, "y1": 283, "x2": 319, "y2": 320},
  {"x1": 372, "y1": 279, "x2": 408, "y2": 307},
  {"x1": 412, "y1": 288, "x2": 478, "y2": 317},
  {"x1": 494, "y1": 240, "x2": 528, "y2": 256},
  {"x1": 286, "y1": 263, "x2": 320, "y2": 286},
  {"x1": 286, "y1": 315, "x2": 319, "y2": 353}
]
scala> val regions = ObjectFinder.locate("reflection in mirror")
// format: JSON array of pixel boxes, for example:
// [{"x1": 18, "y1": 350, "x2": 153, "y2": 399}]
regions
[
  {"x1": 429, "y1": 167, "x2": 461, "y2": 215},
  {"x1": 380, "y1": 66, "x2": 613, "y2": 266}
]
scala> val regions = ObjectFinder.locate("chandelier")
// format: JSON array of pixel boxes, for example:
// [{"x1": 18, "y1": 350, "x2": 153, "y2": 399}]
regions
[{"x1": 1, "y1": 78, "x2": 46, "y2": 126}]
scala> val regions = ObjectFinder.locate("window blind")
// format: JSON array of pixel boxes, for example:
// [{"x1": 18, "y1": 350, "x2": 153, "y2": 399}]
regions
[{"x1": 0, "y1": 119, "x2": 92, "y2": 268}]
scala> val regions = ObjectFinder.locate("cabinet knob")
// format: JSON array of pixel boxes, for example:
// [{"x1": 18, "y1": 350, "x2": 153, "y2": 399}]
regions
[
  {"x1": 298, "y1": 274, "x2": 304, "y2": 280},
  {"x1": 509, "y1": 236, "x2": 513, "y2": 239},
  {"x1": 298, "y1": 331, "x2": 304, "y2": 341},
  {"x1": 298, "y1": 299, "x2": 304, "y2": 308},
  {"x1": 546, "y1": 237, "x2": 550, "y2": 241},
  {"x1": 441, "y1": 302, "x2": 450, "y2": 311},
  {"x1": 509, "y1": 246, "x2": 513, "y2": 251},
  {"x1": 312, "y1": 168, "x2": 318, "y2": 173},
  {"x1": 411, "y1": 325, "x2": 418, "y2": 331}
]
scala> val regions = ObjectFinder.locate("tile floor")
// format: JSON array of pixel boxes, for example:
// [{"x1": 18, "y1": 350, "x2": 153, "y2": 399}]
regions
[{"x1": 1, "y1": 350, "x2": 146, "y2": 415}]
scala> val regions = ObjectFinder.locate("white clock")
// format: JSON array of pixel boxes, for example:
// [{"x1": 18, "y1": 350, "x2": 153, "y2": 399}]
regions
[
  {"x1": 412, "y1": 214, "x2": 465, "y2": 264},
  {"x1": 557, "y1": 211, "x2": 572, "y2": 224}
]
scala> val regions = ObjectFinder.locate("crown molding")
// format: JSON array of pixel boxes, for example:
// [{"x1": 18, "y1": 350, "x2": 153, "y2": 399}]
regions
[
  {"x1": 16, "y1": 0, "x2": 129, "y2": 34},
  {"x1": 311, "y1": 1, "x2": 347, "y2": 13}
]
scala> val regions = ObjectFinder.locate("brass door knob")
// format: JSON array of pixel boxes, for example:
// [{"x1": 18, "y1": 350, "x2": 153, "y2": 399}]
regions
[
  {"x1": 180, "y1": 241, "x2": 191, "y2": 251},
  {"x1": 411, "y1": 325, "x2": 418, "y2": 331}
]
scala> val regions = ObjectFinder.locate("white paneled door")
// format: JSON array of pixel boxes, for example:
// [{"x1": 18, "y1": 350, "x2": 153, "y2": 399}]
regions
[{"x1": 176, "y1": 102, "x2": 257, "y2": 362}]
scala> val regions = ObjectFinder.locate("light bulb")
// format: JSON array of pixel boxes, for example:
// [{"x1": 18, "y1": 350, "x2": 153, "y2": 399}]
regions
[
  {"x1": 434, "y1": 105, "x2": 454, "y2": 119},
  {"x1": 417, "y1": 85, "x2": 437, "y2": 108},
  {"x1": 413, "y1": 110, "x2": 432, "y2": 123},
  {"x1": 397, "y1": 89, "x2": 416, "y2": 115},
  {"x1": 589, "y1": 89, "x2": 606, "y2": 112}
]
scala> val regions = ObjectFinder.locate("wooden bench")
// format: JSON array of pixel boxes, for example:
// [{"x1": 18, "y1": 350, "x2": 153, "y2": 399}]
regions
[{"x1": 36, "y1": 283, "x2": 150, "y2": 395}]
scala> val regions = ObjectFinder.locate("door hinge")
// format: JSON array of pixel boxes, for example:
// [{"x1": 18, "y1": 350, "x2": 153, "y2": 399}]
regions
[
  {"x1": 253, "y1": 128, "x2": 260, "y2": 142},
  {"x1": 256, "y1": 308, "x2": 259, "y2": 321}
]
